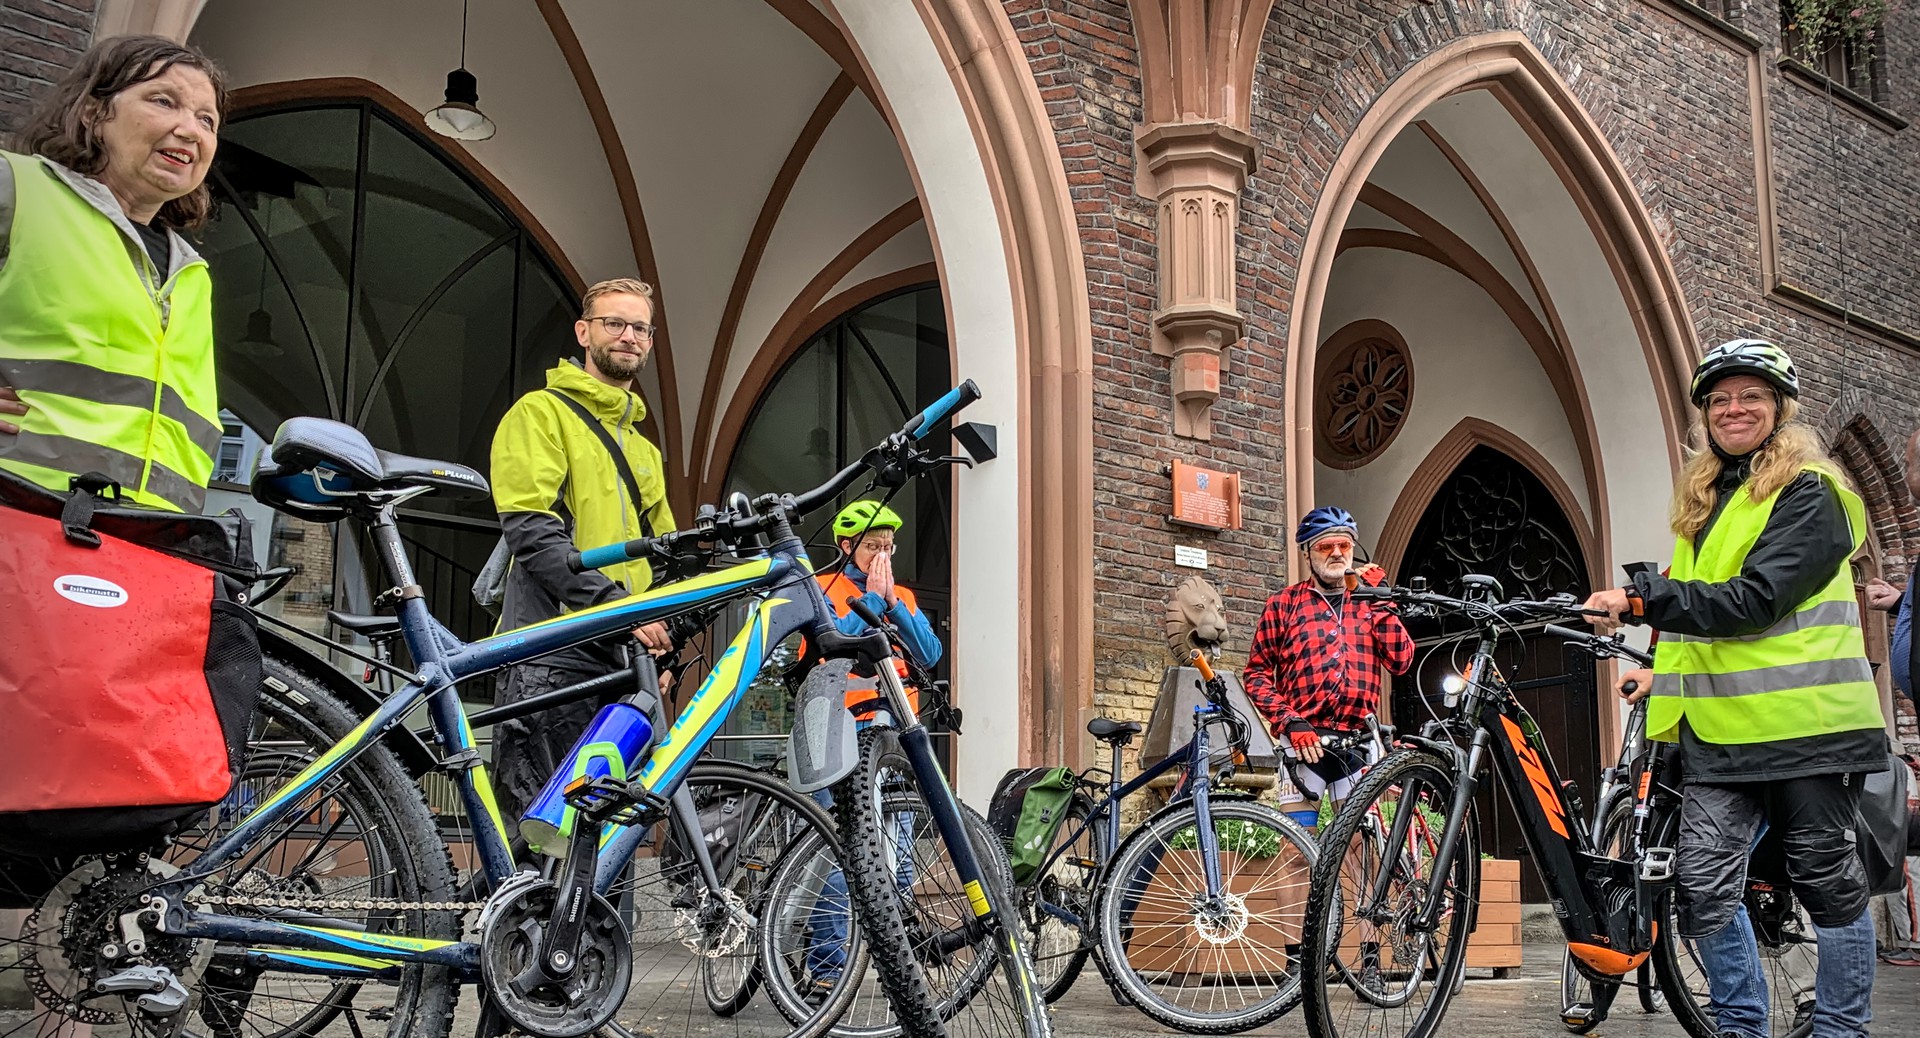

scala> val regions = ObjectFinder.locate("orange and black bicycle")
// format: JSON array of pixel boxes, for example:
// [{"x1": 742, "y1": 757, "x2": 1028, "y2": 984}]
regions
[{"x1": 1295, "y1": 574, "x2": 1723, "y2": 1038}]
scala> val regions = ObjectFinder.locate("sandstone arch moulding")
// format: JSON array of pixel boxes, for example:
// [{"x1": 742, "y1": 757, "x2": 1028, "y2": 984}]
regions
[
  {"x1": 1282, "y1": 32, "x2": 1698, "y2": 584},
  {"x1": 825, "y1": 0, "x2": 1096, "y2": 785}
]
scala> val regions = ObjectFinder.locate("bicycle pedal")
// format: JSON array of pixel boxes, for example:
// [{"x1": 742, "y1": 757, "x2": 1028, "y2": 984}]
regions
[
  {"x1": 1562, "y1": 1002, "x2": 1601, "y2": 1026},
  {"x1": 562, "y1": 774, "x2": 668, "y2": 825},
  {"x1": 1639, "y1": 847, "x2": 1675, "y2": 883}
]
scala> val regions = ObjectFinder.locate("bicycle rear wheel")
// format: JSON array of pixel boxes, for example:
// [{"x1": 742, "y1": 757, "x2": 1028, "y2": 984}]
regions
[
  {"x1": 829, "y1": 726, "x2": 1051, "y2": 1038},
  {"x1": 1020, "y1": 795, "x2": 1104, "y2": 1003},
  {"x1": 1298, "y1": 748, "x2": 1477, "y2": 1038},
  {"x1": 0, "y1": 653, "x2": 461, "y2": 1038},
  {"x1": 1095, "y1": 797, "x2": 1316, "y2": 1033},
  {"x1": 1650, "y1": 840, "x2": 1819, "y2": 1038}
]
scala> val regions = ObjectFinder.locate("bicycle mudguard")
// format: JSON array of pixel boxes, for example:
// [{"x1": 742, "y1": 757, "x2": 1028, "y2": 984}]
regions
[{"x1": 788, "y1": 658, "x2": 860, "y2": 793}]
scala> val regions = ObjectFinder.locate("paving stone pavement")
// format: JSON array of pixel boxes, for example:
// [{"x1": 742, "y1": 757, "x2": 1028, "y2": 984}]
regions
[{"x1": 1041, "y1": 940, "x2": 1920, "y2": 1037}]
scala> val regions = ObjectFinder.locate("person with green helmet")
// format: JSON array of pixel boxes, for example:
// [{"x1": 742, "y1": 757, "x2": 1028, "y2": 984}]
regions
[
  {"x1": 801, "y1": 498, "x2": 943, "y2": 994},
  {"x1": 814, "y1": 499, "x2": 943, "y2": 685},
  {"x1": 1585, "y1": 338, "x2": 1885, "y2": 1038}
]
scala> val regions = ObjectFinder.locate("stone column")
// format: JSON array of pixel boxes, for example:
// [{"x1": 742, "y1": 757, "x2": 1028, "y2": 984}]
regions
[{"x1": 1137, "y1": 121, "x2": 1259, "y2": 439}]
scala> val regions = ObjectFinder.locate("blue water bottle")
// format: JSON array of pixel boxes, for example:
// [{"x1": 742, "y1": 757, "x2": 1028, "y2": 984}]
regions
[{"x1": 519, "y1": 701, "x2": 653, "y2": 856}]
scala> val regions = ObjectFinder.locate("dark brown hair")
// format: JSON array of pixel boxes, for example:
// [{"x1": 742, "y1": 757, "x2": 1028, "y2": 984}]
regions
[{"x1": 12, "y1": 35, "x2": 228, "y2": 232}]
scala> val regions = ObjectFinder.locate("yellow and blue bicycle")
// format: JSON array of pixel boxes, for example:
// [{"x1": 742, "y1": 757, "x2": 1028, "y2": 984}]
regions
[{"x1": 2, "y1": 382, "x2": 1041, "y2": 1038}]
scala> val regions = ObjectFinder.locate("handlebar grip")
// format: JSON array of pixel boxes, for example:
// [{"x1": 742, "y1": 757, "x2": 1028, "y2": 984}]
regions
[
  {"x1": 908, "y1": 380, "x2": 981, "y2": 441},
  {"x1": 1541, "y1": 623, "x2": 1592, "y2": 642},
  {"x1": 1190, "y1": 651, "x2": 1216, "y2": 681},
  {"x1": 574, "y1": 539, "x2": 647, "y2": 572},
  {"x1": 844, "y1": 594, "x2": 890, "y2": 631}
]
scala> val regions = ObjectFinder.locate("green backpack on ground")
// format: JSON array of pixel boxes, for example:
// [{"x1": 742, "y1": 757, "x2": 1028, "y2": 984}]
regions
[{"x1": 987, "y1": 766, "x2": 1080, "y2": 883}]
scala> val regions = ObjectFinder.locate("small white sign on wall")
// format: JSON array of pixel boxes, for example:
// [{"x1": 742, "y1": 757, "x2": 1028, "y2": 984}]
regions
[{"x1": 1174, "y1": 545, "x2": 1209, "y2": 570}]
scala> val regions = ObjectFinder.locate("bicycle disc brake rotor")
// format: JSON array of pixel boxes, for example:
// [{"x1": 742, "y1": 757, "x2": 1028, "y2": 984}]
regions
[
  {"x1": 20, "y1": 856, "x2": 211, "y2": 1038},
  {"x1": 673, "y1": 886, "x2": 751, "y2": 959},
  {"x1": 479, "y1": 878, "x2": 631, "y2": 1038},
  {"x1": 1192, "y1": 891, "x2": 1251, "y2": 945}
]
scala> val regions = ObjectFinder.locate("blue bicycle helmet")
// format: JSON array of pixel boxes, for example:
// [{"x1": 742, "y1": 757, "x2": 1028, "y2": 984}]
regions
[{"x1": 1295, "y1": 506, "x2": 1358, "y2": 547}]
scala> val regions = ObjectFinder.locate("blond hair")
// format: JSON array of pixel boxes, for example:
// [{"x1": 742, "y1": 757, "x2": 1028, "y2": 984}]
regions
[
  {"x1": 580, "y1": 277, "x2": 655, "y2": 318},
  {"x1": 1669, "y1": 394, "x2": 1852, "y2": 539}
]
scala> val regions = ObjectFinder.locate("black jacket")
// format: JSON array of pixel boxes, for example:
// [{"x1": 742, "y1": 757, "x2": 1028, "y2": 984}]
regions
[{"x1": 1635, "y1": 464, "x2": 1886, "y2": 782}]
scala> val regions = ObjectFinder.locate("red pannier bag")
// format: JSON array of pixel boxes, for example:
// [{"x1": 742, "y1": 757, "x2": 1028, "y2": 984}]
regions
[{"x1": 0, "y1": 469, "x2": 261, "y2": 856}]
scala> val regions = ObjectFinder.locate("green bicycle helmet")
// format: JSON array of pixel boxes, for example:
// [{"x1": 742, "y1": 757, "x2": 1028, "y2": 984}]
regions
[{"x1": 832, "y1": 500, "x2": 903, "y2": 539}]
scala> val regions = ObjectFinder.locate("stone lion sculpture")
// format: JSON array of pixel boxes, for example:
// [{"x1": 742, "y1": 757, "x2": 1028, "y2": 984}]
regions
[{"x1": 1164, "y1": 575, "x2": 1228, "y2": 661}]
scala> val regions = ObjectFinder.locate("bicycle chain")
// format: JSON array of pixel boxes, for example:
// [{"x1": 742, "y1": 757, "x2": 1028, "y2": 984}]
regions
[{"x1": 196, "y1": 892, "x2": 486, "y2": 912}]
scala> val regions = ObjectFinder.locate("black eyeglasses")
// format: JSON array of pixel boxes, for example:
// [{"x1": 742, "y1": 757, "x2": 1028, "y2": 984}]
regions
[{"x1": 585, "y1": 316, "x2": 655, "y2": 341}]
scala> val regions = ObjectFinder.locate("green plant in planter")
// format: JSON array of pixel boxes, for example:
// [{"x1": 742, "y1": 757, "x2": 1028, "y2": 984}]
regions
[
  {"x1": 1783, "y1": 0, "x2": 1893, "y2": 61},
  {"x1": 1167, "y1": 819, "x2": 1283, "y2": 859}
]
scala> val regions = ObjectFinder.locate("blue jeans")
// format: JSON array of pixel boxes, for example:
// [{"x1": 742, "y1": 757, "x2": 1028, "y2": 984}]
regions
[{"x1": 804, "y1": 785, "x2": 915, "y2": 980}]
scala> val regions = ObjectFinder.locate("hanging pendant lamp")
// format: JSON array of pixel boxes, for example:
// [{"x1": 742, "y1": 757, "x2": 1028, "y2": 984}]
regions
[{"x1": 425, "y1": 0, "x2": 495, "y2": 141}]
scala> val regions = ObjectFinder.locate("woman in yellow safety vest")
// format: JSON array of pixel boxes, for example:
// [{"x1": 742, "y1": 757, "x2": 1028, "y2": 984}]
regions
[
  {"x1": 1585, "y1": 339, "x2": 1886, "y2": 1038},
  {"x1": 1, "y1": 35, "x2": 227, "y2": 513}
]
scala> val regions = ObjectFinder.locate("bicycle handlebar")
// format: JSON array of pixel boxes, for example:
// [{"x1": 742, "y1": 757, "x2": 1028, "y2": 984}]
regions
[
  {"x1": 1348, "y1": 581, "x2": 1585, "y2": 620},
  {"x1": 569, "y1": 381, "x2": 982, "y2": 574},
  {"x1": 1540, "y1": 623, "x2": 1655, "y2": 667}
]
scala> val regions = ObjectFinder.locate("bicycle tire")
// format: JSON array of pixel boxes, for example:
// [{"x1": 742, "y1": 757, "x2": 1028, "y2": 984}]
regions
[
  {"x1": 829, "y1": 726, "x2": 1051, "y2": 1038},
  {"x1": 1298, "y1": 748, "x2": 1477, "y2": 1038},
  {"x1": 175, "y1": 652, "x2": 461, "y2": 1038},
  {"x1": 1095, "y1": 798, "x2": 1317, "y2": 1033},
  {"x1": 608, "y1": 758, "x2": 858, "y2": 1038},
  {"x1": 1022, "y1": 794, "x2": 1104, "y2": 1004}
]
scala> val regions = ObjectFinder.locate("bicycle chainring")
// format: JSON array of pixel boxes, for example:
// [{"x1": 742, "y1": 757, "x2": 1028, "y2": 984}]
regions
[{"x1": 478, "y1": 878, "x2": 631, "y2": 1038}]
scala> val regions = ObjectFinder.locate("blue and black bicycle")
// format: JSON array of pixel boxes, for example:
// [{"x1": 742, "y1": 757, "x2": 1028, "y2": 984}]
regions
[{"x1": 0, "y1": 381, "x2": 1047, "y2": 1038}]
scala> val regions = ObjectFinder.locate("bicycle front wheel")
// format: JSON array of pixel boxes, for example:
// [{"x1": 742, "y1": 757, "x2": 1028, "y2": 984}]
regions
[
  {"x1": 605, "y1": 759, "x2": 858, "y2": 1038},
  {"x1": 1096, "y1": 797, "x2": 1316, "y2": 1033},
  {"x1": 829, "y1": 726, "x2": 1051, "y2": 1038},
  {"x1": 1298, "y1": 748, "x2": 1477, "y2": 1038}
]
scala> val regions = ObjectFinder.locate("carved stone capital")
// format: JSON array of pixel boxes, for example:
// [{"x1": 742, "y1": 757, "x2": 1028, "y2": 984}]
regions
[{"x1": 1138, "y1": 122, "x2": 1257, "y2": 440}]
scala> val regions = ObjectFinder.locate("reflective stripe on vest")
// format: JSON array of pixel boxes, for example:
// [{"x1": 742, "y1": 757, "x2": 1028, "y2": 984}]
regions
[
  {"x1": 1647, "y1": 465, "x2": 1883, "y2": 745},
  {"x1": 0, "y1": 152, "x2": 217, "y2": 512}
]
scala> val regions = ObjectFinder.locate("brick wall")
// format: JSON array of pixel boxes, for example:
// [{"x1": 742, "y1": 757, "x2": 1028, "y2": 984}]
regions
[
  {"x1": 0, "y1": 0, "x2": 94, "y2": 140},
  {"x1": 1010, "y1": 0, "x2": 1920, "y2": 744}
]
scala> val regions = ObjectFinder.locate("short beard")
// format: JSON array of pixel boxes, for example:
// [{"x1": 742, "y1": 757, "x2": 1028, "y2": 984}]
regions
[
  {"x1": 1308, "y1": 558, "x2": 1349, "y2": 591},
  {"x1": 590, "y1": 343, "x2": 641, "y2": 383}
]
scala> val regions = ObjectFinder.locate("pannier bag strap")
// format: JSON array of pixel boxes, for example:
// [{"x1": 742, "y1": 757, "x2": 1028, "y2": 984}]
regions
[{"x1": 60, "y1": 471, "x2": 122, "y2": 549}]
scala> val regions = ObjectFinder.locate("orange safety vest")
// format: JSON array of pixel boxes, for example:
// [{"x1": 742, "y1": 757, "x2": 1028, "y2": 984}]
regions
[{"x1": 814, "y1": 572, "x2": 921, "y2": 717}]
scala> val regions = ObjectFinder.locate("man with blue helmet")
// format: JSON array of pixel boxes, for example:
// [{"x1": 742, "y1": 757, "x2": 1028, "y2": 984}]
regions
[{"x1": 1244, "y1": 506, "x2": 1414, "y2": 829}]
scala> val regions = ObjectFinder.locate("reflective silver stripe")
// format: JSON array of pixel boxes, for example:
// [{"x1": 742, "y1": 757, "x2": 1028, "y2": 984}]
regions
[
  {"x1": 1655, "y1": 657, "x2": 1874, "y2": 699},
  {"x1": 1664, "y1": 599, "x2": 1861, "y2": 644},
  {"x1": 0, "y1": 430, "x2": 204, "y2": 511},
  {"x1": 0, "y1": 357, "x2": 221, "y2": 459}
]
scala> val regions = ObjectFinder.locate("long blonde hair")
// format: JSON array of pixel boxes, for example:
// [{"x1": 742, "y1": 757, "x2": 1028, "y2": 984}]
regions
[{"x1": 1669, "y1": 394, "x2": 1851, "y2": 539}]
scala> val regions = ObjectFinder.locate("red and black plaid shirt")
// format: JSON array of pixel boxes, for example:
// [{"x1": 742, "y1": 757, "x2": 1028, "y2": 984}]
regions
[{"x1": 1243, "y1": 580, "x2": 1415, "y2": 737}]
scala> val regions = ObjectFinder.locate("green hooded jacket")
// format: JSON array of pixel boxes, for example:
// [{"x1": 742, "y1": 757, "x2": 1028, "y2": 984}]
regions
[{"x1": 490, "y1": 359, "x2": 675, "y2": 662}]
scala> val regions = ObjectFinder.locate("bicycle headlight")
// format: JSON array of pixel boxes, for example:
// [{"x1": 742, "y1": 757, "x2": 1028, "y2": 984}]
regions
[{"x1": 1440, "y1": 673, "x2": 1468, "y2": 708}]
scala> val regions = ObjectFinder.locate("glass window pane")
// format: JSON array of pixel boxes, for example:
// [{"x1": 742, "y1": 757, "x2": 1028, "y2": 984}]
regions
[
  {"x1": 350, "y1": 114, "x2": 510, "y2": 417},
  {"x1": 515, "y1": 256, "x2": 578, "y2": 396},
  {"x1": 359, "y1": 243, "x2": 517, "y2": 520}
]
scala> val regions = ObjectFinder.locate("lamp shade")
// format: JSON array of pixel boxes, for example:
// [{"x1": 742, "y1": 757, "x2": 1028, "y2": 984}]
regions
[{"x1": 425, "y1": 67, "x2": 495, "y2": 141}]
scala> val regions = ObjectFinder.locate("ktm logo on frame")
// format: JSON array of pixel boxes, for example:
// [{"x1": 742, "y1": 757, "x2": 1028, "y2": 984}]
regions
[{"x1": 1500, "y1": 714, "x2": 1569, "y2": 839}]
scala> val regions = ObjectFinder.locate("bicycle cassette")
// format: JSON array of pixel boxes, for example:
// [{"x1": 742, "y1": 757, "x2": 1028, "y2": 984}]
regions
[{"x1": 478, "y1": 878, "x2": 630, "y2": 1038}]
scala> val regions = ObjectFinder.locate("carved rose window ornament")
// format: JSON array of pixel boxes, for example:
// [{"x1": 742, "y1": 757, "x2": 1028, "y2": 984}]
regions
[{"x1": 1314, "y1": 321, "x2": 1414, "y2": 469}]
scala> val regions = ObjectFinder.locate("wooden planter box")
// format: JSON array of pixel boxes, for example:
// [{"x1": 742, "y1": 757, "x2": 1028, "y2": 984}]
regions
[
  {"x1": 1123, "y1": 849, "x2": 1310, "y2": 978},
  {"x1": 1466, "y1": 857, "x2": 1522, "y2": 974}
]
